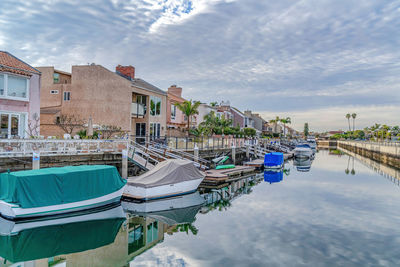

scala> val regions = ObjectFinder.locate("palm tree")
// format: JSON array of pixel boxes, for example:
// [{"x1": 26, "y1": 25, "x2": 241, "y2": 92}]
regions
[
  {"x1": 345, "y1": 114, "x2": 351, "y2": 131},
  {"x1": 269, "y1": 116, "x2": 280, "y2": 135},
  {"x1": 351, "y1": 113, "x2": 357, "y2": 131},
  {"x1": 175, "y1": 100, "x2": 201, "y2": 135},
  {"x1": 280, "y1": 117, "x2": 291, "y2": 137},
  {"x1": 219, "y1": 115, "x2": 233, "y2": 136}
]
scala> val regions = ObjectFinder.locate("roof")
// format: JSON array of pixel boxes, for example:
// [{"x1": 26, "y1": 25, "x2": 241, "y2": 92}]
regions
[
  {"x1": 0, "y1": 51, "x2": 41, "y2": 76},
  {"x1": 231, "y1": 107, "x2": 245, "y2": 117},
  {"x1": 131, "y1": 78, "x2": 167, "y2": 96}
]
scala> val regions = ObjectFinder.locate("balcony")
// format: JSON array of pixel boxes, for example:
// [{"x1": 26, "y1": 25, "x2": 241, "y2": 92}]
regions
[{"x1": 131, "y1": 102, "x2": 145, "y2": 117}]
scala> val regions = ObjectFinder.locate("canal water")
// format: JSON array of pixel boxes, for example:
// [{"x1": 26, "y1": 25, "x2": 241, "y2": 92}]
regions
[{"x1": 1, "y1": 149, "x2": 400, "y2": 267}]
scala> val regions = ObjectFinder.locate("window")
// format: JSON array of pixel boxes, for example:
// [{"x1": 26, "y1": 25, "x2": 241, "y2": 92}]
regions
[
  {"x1": 150, "y1": 123, "x2": 161, "y2": 138},
  {"x1": 53, "y1": 73, "x2": 60, "y2": 83},
  {"x1": 0, "y1": 74, "x2": 4, "y2": 96},
  {"x1": 50, "y1": 90, "x2": 59, "y2": 94},
  {"x1": 150, "y1": 96, "x2": 161, "y2": 116},
  {"x1": 0, "y1": 112, "x2": 27, "y2": 139},
  {"x1": 7, "y1": 75, "x2": 28, "y2": 98},
  {"x1": 63, "y1": 91, "x2": 71, "y2": 101},
  {"x1": 171, "y1": 104, "x2": 176, "y2": 120}
]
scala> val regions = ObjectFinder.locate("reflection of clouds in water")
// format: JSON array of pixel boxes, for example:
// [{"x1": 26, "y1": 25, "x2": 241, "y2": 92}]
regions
[{"x1": 132, "y1": 151, "x2": 400, "y2": 266}]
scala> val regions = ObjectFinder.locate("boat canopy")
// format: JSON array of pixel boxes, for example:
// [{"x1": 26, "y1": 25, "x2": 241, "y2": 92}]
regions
[
  {"x1": 145, "y1": 205, "x2": 202, "y2": 226},
  {"x1": 264, "y1": 152, "x2": 284, "y2": 166},
  {"x1": 0, "y1": 165, "x2": 126, "y2": 208},
  {"x1": 128, "y1": 159, "x2": 205, "y2": 188}
]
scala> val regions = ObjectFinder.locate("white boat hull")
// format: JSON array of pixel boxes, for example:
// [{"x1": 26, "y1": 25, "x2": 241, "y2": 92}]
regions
[
  {"x1": 0, "y1": 186, "x2": 125, "y2": 220},
  {"x1": 264, "y1": 164, "x2": 283, "y2": 169},
  {"x1": 293, "y1": 148, "x2": 313, "y2": 159},
  {"x1": 122, "y1": 191, "x2": 205, "y2": 213},
  {"x1": 124, "y1": 178, "x2": 204, "y2": 200}
]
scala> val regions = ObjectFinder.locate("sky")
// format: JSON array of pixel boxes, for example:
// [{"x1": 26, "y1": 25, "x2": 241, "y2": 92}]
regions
[{"x1": 1, "y1": 0, "x2": 399, "y2": 132}]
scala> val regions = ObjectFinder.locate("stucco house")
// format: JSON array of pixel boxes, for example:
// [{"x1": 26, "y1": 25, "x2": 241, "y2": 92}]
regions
[
  {"x1": 0, "y1": 51, "x2": 41, "y2": 139},
  {"x1": 166, "y1": 85, "x2": 187, "y2": 137},
  {"x1": 38, "y1": 64, "x2": 167, "y2": 140}
]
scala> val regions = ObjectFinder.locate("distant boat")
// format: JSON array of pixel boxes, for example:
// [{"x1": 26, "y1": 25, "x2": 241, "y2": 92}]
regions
[
  {"x1": 124, "y1": 159, "x2": 205, "y2": 201},
  {"x1": 0, "y1": 205, "x2": 125, "y2": 263},
  {"x1": 293, "y1": 143, "x2": 314, "y2": 159},
  {"x1": 264, "y1": 152, "x2": 284, "y2": 169},
  {"x1": 307, "y1": 137, "x2": 317, "y2": 149},
  {"x1": 0, "y1": 165, "x2": 127, "y2": 220}
]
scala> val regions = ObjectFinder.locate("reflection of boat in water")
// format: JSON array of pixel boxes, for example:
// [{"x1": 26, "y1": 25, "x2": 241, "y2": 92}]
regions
[
  {"x1": 122, "y1": 192, "x2": 204, "y2": 225},
  {"x1": 0, "y1": 205, "x2": 125, "y2": 263},
  {"x1": 293, "y1": 158, "x2": 313, "y2": 172},
  {"x1": 264, "y1": 170, "x2": 283, "y2": 184},
  {"x1": 124, "y1": 160, "x2": 205, "y2": 201},
  {"x1": 293, "y1": 143, "x2": 314, "y2": 159}
]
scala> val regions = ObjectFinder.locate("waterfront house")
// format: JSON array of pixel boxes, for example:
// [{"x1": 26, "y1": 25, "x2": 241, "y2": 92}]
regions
[
  {"x1": 38, "y1": 64, "x2": 167, "y2": 140},
  {"x1": 0, "y1": 51, "x2": 41, "y2": 139},
  {"x1": 244, "y1": 110, "x2": 266, "y2": 134},
  {"x1": 230, "y1": 107, "x2": 246, "y2": 129},
  {"x1": 166, "y1": 85, "x2": 187, "y2": 137},
  {"x1": 194, "y1": 103, "x2": 216, "y2": 127}
]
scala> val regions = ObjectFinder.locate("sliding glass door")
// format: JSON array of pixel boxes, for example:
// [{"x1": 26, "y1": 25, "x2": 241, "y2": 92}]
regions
[{"x1": 0, "y1": 112, "x2": 26, "y2": 139}]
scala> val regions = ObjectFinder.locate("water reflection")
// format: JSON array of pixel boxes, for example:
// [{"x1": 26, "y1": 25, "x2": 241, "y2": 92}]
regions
[
  {"x1": 2, "y1": 151, "x2": 400, "y2": 266},
  {"x1": 0, "y1": 205, "x2": 125, "y2": 266},
  {"x1": 293, "y1": 157, "x2": 313, "y2": 172}
]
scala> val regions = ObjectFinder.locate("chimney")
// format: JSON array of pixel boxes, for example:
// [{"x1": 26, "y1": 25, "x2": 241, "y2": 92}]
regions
[
  {"x1": 116, "y1": 65, "x2": 135, "y2": 80},
  {"x1": 168, "y1": 85, "x2": 182, "y2": 97}
]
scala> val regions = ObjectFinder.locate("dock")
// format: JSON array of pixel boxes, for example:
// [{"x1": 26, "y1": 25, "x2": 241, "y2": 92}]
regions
[{"x1": 201, "y1": 165, "x2": 256, "y2": 186}]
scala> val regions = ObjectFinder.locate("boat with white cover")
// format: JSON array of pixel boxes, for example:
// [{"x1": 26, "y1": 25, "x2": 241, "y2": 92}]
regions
[
  {"x1": 0, "y1": 165, "x2": 126, "y2": 220},
  {"x1": 293, "y1": 143, "x2": 314, "y2": 159},
  {"x1": 124, "y1": 159, "x2": 205, "y2": 201}
]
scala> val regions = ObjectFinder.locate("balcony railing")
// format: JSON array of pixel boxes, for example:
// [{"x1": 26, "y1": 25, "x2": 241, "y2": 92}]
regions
[{"x1": 131, "y1": 102, "x2": 145, "y2": 117}]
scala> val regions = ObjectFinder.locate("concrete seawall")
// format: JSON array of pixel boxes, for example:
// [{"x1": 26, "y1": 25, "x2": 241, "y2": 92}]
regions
[{"x1": 337, "y1": 141, "x2": 400, "y2": 169}]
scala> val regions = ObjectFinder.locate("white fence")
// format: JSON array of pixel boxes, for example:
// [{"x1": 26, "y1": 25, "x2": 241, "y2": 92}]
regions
[{"x1": 0, "y1": 139, "x2": 128, "y2": 157}]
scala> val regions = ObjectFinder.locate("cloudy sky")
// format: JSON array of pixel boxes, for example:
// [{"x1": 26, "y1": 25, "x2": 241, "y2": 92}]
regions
[{"x1": 1, "y1": 0, "x2": 399, "y2": 131}]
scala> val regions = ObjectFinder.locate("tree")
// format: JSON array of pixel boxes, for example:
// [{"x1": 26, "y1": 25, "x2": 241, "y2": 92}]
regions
[
  {"x1": 280, "y1": 117, "x2": 291, "y2": 137},
  {"x1": 209, "y1": 101, "x2": 218, "y2": 107},
  {"x1": 26, "y1": 112, "x2": 40, "y2": 138},
  {"x1": 304, "y1": 122, "x2": 309, "y2": 137},
  {"x1": 175, "y1": 100, "x2": 201, "y2": 135},
  {"x1": 99, "y1": 125, "x2": 123, "y2": 139},
  {"x1": 345, "y1": 113, "x2": 351, "y2": 131},
  {"x1": 218, "y1": 115, "x2": 233, "y2": 135},
  {"x1": 269, "y1": 116, "x2": 280, "y2": 135},
  {"x1": 55, "y1": 114, "x2": 84, "y2": 135},
  {"x1": 351, "y1": 113, "x2": 357, "y2": 131}
]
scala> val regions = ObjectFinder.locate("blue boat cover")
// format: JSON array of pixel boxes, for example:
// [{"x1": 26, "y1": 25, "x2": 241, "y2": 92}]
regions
[
  {"x1": 264, "y1": 170, "x2": 283, "y2": 184},
  {"x1": 264, "y1": 152, "x2": 284, "y2": 167}
]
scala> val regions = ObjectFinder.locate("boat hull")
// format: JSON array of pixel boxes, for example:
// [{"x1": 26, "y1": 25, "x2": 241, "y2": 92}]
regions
[
  {"x1": 124, "y1": 178, "x2": 204, "y2": 201},
  {"x1": 0, "y1": 187, "x2": 125, "y2": 220},
  {"x1": 293, "y1": 148, "x2": 313, "y2": 159}
]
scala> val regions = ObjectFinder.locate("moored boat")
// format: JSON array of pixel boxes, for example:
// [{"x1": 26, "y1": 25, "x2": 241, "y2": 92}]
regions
[
  {"x1": 0, "y1": 165, "x2": 127, "y2": 220},
  {"x1": 124, "y1": 159, "x2": 205, "y2": 201},
  {"x1": 264, "y1": 169, "x2": 284, "y2": 184},
  {"x1": 264, "y1": 152, "x2": 284, "y2": 169},
  {"x1": 293, "y1": 143, "x2": 314, "y2": 159}
]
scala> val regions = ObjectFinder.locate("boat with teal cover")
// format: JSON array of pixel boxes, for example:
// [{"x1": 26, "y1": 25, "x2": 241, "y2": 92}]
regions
[{"x1": 0, "y1": 165, "x2": 126, "y2": 220}]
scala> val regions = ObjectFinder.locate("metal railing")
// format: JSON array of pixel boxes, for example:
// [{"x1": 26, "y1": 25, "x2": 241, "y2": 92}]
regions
[
  {"x1": 131, "y1": 135, "x2": 251, "y2": 150},
  {"x1": 0, "y1": 139, "x2": 128, "y2": 157}
]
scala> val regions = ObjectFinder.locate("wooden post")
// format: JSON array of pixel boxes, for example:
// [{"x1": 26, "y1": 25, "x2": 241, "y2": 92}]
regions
[
  {"x1": 32, "y1": 151, "x2": 40, "y2": 170},
  {"x1": 246, "y1": 144, "x2": 250, "y2": 159},
  {"x1": 232, "y1": 144, "x2": 236, "y2": 164},
  {"x1": 122, "y1": 149, "x2": 128, "y2": 179},
  {"x1": 194, "y1": 144, "x2": 199, "y2": 163}
]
